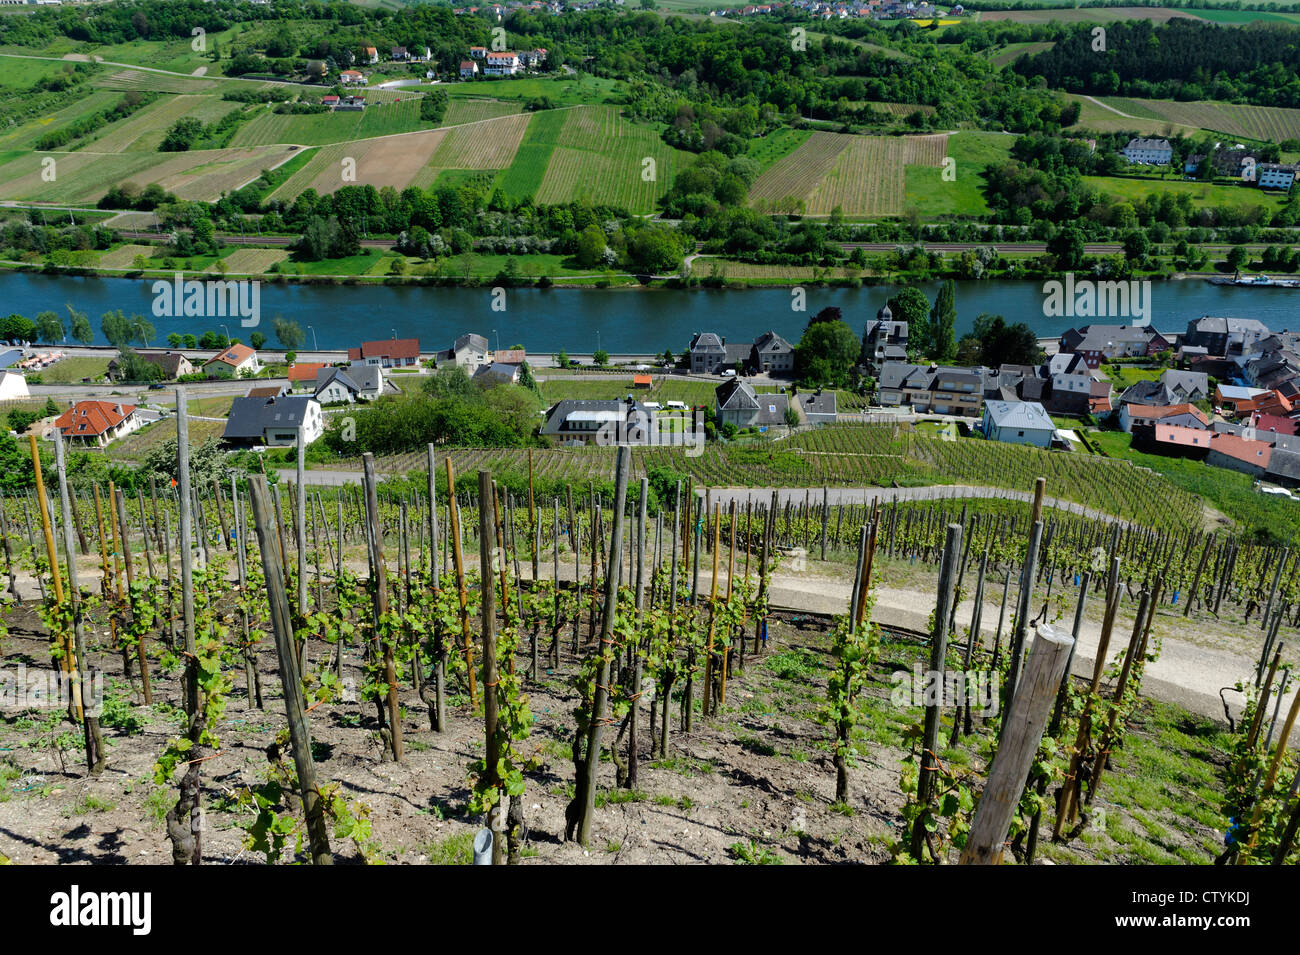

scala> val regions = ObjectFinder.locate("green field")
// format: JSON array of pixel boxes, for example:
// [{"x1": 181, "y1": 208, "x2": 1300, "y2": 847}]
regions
[
  {"x1": 530, "y1": 106, "x2": 689, "y2": 213},
  {"x1": 445, "y1": 74, "x2": 622, "y2": 106},
  {"x1": 904, "y1": 130, "x2": 1013, "y2": 218},
  {"x1": 494, "y1": 107, "x2": 567, "y2": 201},
  {"x1": 746, "y1": 127, "x2": 812, "y2": 173},
  {"x1": 38, "y1": 357, "x2": 111, "y2": 384},
  {"x1": 986, "y1": 41, "x2": 1055, "y2": 68},
  {"x1": 1082, "y1": 174, "x2": 1288, "y2": 213}
]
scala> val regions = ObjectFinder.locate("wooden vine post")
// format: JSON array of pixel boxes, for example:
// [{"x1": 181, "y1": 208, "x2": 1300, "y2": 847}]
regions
[
  {"x1": 362, "y1": 453, "x2": 402, "y2": 761},
  {"x1": 247, "y1": 475, "x2": 333, "y2": 865},
  {"x1": 52, "y1": 434, "x2": 104, "y2": 773},
  {"x1": 28, "y1": 435, "x2": 78, "y2": 720},
  {"x1": 571, "y1": 444, "x2": 631, "y2": 847},
  {"x1": 911, "y1": 522, "x2": 962, "y2": 861},
  {"x1": 961, "y1": 623, "x2": 1075, "y2": 865},
  {"x1": 445, "y1": 457, "x2": 476, "y2": 707}
]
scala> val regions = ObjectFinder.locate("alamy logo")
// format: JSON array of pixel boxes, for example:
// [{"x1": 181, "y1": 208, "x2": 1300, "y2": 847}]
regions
[
  {"x1": 49, "y1": 886, "x2": 151, "y2": 935},
  {"x1": 151, "y1": 272, "x2": 261, "y2": 327},
  {"x1": 1042, "y1": 273, "x2": 1151, "y2": 325},
  {"x1": 594, "y1": 402, "x2": 705, "y2": 457}
]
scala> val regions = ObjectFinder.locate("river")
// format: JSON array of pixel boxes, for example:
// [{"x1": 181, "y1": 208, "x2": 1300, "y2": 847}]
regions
[{"x1": 5, "y1": 272, "x2": 1298, "y2": 353}]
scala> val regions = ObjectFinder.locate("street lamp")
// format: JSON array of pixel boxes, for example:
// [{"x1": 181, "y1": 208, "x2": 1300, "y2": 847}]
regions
[
  {"x1": 220, "y1": 324, "x2": 231, "y2": 346},
  {"x1": 493, "y1": 328, "x2": 499, "y2": 354},
  {"x1": 307, "y1": 325, "x2": 318, "y2": 352}
]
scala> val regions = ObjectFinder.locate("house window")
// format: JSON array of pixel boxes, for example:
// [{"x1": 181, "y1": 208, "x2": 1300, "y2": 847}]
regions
[{"x1": 1018, "y1": 431, "x2": 1024, "y2": 437}]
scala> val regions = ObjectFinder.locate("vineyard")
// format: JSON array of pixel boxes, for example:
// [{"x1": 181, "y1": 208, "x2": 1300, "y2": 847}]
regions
[
  {"x1": 532, "y1": 106, "x2": 687, "y2": 213},
  {"x1": 1094, "y1": 97, "x2": 1300, "y2": 144},
  {"x1": 1, "y1": 409, "x2": 1295, "y2": 869}
]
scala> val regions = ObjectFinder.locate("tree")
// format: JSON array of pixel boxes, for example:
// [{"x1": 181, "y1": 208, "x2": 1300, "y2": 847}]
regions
[
  {"x1": 593, "y1": 349, "x2": 610, "y2": 367},
  {"x1": 1048, "y1": 227, "x2": 1086, "y2": 271},
  {"x1": 1226, "y1": 245, "x2": 1250, "y2": 272},
  {"x1": 100, "y1": 309, "x2": 132, "y2": 347},
  {"x1": 34, "y1": 310, "x2": 64, "y2": 343},
  {"x1": 113, "y1": 347, "x2": 164, "y2": 383},
  {"x1": 661, "y1": 348, "x2": 674, "y2": 364},
  {"x1": 167, "y1": 333, "x2": 183, "y2": 348},
  {"x1": 160, "y1": 118, "x2": 204, "y2": 152},
  {"x1": 784, "y1": 404, "x2": 800, "y2": 428},
  {"x1": 575, "y1": 224, "x2": 607, "y2": 268},
  {"x1": 929, "y1": 280, "x2": 957, "y2": 364},
  {"x1": 888, "y1": 287, "x2": 931, "y2": 361},
  {"x1": 796, "y1": 319, "x2": 860, "y2": 389},
  {"x1": 67, "y1": 306, "x2": 93, "y2": 345},
  {"x1": 1123, "y1": 230, "x2": 1151, "y2": 261},
  {"x1": 971, "y1": 313, "x2": 1042, "y2": 368},
  {"x1": 250, "y1": 332, "x2": 267, "y2": 350},
  {"x1": 273, "y1": 317, "x2": 306, "y2": 351},
  {"x1": 555, "y1": 349, "x2": 570, "y2": 368}
]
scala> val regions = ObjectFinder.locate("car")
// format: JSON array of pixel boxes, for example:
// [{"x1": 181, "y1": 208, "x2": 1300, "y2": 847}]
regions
[
  {"x1": 721, "y1": 368, "x2": 735, "y2": 377},
  {"x1": 148, "y1": 383, "x2": 164, "y2": 390}
]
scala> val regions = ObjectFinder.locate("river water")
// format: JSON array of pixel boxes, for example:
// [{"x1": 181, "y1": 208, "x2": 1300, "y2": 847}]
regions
[{"x1": 6, "y1": 272, "x2": 1298, "y2": 353}]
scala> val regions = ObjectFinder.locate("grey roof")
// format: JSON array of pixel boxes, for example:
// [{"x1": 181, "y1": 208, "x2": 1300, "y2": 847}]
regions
[
  {"x1": 800, "y1": 391, "x2": 837, "y2": 416},
  {"x1": 224, "y1": 395, "x2": 317, "y2": 440},
  {"x1": 1190, "y1": 316, "x2": 1269, "y2": 336},
  {"x1": 1049, "y1": 352, "x2": 1089, "y2": 376},
  {"x1": 1160, "y1": 369, "x2": 1209, "y2": 398},
  {"x1": 315, "y1": 365, "x2": 382, "y2": 399},
  {"x1": 878, "y1": 362, "x2": 925, "y2": 390},
  {"x1": 724, "y1": 342, "x2": 751, "y2": 365},
  {"x1": 753, "y1": 330, "x2": 793, "y2": 354},
  {"x1": 1125, "y1": 138, "x2": 1171, "y2": 151},
  {"x1": 0, "y1": 348, "x2": 21, "y2": 369},
  {"x1": 1120, "y1": 380, "x2": 1175, "y2": 407},
  {"x1": 540, "y1": 399, "x2": 649, "y2": 436},
  {"x1": 689, "y1": 332, "x2": 725, "y2": 354},
  {"x1": 475, "y1": 362, "x2": 520, "y2": 383},
  {"x1": 984, "y1": 399, "x2": 1054, "y2": 431},
  {"x1": 717, "y1": 378, "x2": 760, "y2": 411},
  {"x1": 1266, "y1": 448, "x2": 1300, "y2": 482},
  {"x1": 455, "y1": 333, "x2": 489, "y2": 353}
]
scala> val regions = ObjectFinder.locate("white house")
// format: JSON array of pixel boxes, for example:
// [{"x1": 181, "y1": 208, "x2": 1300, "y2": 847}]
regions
[
  {"x1": 1048, "y1": 351, "x2": 1095, "y2": 400},
  {"x1": 223, "y1": 395, "x2": 324, "y2": 447},
  {"x1": 0, "y1": 370, "x2": 29, "y2": 400},
  {"x1": 484, "y1": 51, "x2": 521, "y2": 76},
  {"x1": 460, "y1": 59, "x2": 479, "y2": 79},
  {"x1": 1121, "y1": 138, "x2": 1172, "y2": 166},
  {"x1": 54, "y1": 400, "x2": 141, "y2": 448},
  {"x1": 982, "y1": 399, "x2": 1055, "y2": 449},
  {"x1": 313, "y1": 365, "x2": 391, "y2": 404},
  {"x1": 340, "y1": 69, "x2": 365, "y2": 86},
  {"x1": 203, "y1": 343, "x2": 260, "y2": 378},
  {"x1": 1257, "y1": 163, "x2": 1297, "y2": 191}
]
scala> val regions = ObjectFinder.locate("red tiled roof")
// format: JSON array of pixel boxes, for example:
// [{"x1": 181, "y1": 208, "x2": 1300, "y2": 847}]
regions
[
  {"x1": 494, "y1": 349, "x2": 526, "y2": 365},
  {"x1": 288, "y1": 362, "x2": 329, "y2": 382},
  {"x1": 1210, "y1": 432, "x2": 1273, "y2": 467},
  {"x1": 632, "y1": 374, "x2": 652, "y2": 386},
  {"x1": 54, "y1": 400, "x2": 136, "y2": 437},
  {"x1": 205, "y1": 343, "x2": 256, "y2": 368},
  {"x1": 347, "y1": 338, "x2": 420, "y2": 361}
]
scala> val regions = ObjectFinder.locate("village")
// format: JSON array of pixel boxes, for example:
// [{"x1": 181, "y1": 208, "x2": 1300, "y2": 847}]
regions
[{"x1": 1, "y1": 306, "x2": 1297, "y2": 501}]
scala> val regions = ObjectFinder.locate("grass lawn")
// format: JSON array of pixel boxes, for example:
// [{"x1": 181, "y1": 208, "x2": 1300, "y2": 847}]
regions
[
  {"x1": 39, "y1": 357, "x2": 110, "y2": 384},
  {"x1": 905, "y1": 131, "x2": 1012, "y2": 218},
  {"x1": 1082, "y1": 175, "x2": 1286, "y2": 214},
  {"x1": 444, "y1": 75, "x2": 621, "y2": 107},
  {"x1": 1102, "y1": 364, "x2": 1162, "y2": 390}
]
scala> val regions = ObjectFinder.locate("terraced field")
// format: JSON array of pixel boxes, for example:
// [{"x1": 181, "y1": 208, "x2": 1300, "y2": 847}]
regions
[
  {"x1": 205, "y1": 248, "x2": 291, "y2": 273},
  {"x1": 412, "y1": 112, "x2": 531, "y2": 189},
  {"x1": 96, "y1": 244, "x2": 158, "y2": 269},
  {"x1": 1095, "y1": 97, "x2": 1300, "y2": 144},
  {"x1": 0, "y1": 89, "x2": 122, "y2": 151},
  {"x1": 495, "y1": 107, "x2": 567, "y2": 200},
  {"x1": 0, "y1": 143, "x2": 298, "y2": 203},
  {"x1": 752, "y1": 132, "x2": 947, "y2": 216},
  {"x1": 269, "y1": 128, "x2": 448, "y2": 198},
  {"x1": 533, "y1": 106, "x2": 687, "y2": 213},
  {"x1": 748, "y1": 131, "x2": 849, "y2": 211},
  {"x1": 84, "y1": 94, "x2": 242, "y2": 152}
]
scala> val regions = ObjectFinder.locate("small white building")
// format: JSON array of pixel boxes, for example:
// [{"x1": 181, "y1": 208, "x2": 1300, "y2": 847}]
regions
[
  {"x1": 983, "y1": 399, "x2": 1055, "y2": 449},
  {"x1": 483, "y1": 51, "x2": 521, "y2": 76},
  {"x1": 1257, "y1": 163, "x2": 1297, "y2": 191},
  {"x1": 223, "y1": 395, "x2": 323, "y2": 447}
]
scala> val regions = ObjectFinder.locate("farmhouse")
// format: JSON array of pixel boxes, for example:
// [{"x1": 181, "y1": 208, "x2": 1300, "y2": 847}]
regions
[
  {"x1": 348, "y1": 337, "x2": 420, "y2": 368},
  {"x1": 878, "y1": 362, "x2": 983, "y2": 417},
  {"x1": 437, "y1": 333, "x2": 490, "y2": 368},
  {"x1": 203, "y1": 343, "x2": 260, "y2": 378},
  {"x1": 1121, "y1": 138, "x2": 1172, "y2": 166},
  {"x1": 340, "y1": 70, "x2": 365, "y2": 85},
  {"x1": 364, "y1": 46, "x2": 379, "y2": 64},
  {"x1": 688, "y1": 332, "x2": 745, "y2": 373},
  {"x1": 223, "y1": 395, "x2": 324, "y2": 447},
  {"x1": 460, "y1": 60, "x2": 479, "y2": 78},
  {"x1": 469, "y1": 46, "x2": 487, "y2": 58},
  {"x1": 391, "y1": 46, "x2": 409, "y2": 61},
  {"x1": 322, "y1": 95, "x2": 340, "y2": 107},
  {"x1": 752, "y1": 331, "x2": 795, "y2": 375},
  {"x1": 54, "y1": 400, "x2": 140, "y2": 448}
]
